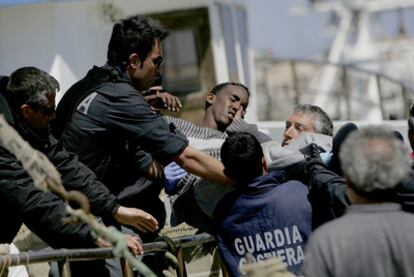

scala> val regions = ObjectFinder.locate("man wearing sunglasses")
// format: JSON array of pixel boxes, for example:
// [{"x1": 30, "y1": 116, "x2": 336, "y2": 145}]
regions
[
  {"x1": 0, "y1": 67, "x2": 160, "y2": 276},
  {"x1": 53, "y1": 15, "x2": 233, "y2": 244}
]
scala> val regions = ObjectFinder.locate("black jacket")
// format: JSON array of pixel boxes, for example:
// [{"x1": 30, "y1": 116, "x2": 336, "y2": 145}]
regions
[
  {"x1": 54, "y1": 65, "x2": 189, "y2": 236},
  {"x1": 307, "y1": 163, "x2": 414, "y2": 229},
  {"x1": 0, "y1": 84, "x2": 118, "y2": 247},
  {"x1": 0, "y1": 88, "x2": 94, "y2": 247},
  {"x1": 307, "y1": 164, "x2": 350, "y2": 229},
  {"x1": 0, "y1": 146, "x2": 96, "y2": 248},
  {"x1": 56, "y1": 65, "x2": 188, "y2": 195}
]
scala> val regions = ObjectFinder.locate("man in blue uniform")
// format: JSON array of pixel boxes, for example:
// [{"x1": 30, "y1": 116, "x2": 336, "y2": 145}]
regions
[{"x1": 215, "y1": 133, "x2": 312, "y2": 276}]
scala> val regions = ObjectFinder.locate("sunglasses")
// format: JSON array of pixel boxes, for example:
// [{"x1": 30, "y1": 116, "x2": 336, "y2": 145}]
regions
[
  {"x1": 29, "y1": 103, "x2": 56, "y2": 117},
  {"x1": 152, "y1": 56, "x2": 164, "y2": 68}
]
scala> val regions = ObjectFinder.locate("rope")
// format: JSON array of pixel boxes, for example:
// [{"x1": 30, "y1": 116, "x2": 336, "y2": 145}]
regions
[
  {"x1": 155, "y1": 236, "x2": 179, "y2": 267},
  {"x1": 23, "y1": 252, "x2": 30, "y2": 267},
  {"x1": 240, "y1": 255, "x2": 296, "y2": 277},
  {"x1": 0, "y1": 115, "x2": 156, "y2": 277},
  {"x1": 155, "y1": 236, "x2": 178, "y2": 256},
  {"x1": 155, "y1": 235, "x2": 179, "y2": 276},
  {"x1": 0, "y1": 244, "x2": 10, "y2": 277}
]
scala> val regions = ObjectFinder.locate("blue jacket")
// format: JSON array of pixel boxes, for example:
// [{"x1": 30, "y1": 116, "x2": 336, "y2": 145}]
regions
[{"x1": 214, "y1": 171, "x2": 312, "y2": 276}]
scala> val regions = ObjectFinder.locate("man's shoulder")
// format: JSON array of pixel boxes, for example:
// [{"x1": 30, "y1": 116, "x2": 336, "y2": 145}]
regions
[
  {"x1": 76, "y1": 65, "x2": 138, "y2": 98},
  {"x1": 265, "y1": 171, "x2": 308, "y2": 192},
  {"x1": 213, "y1": 190, "x2": 240, "y2": 222},
  {"x1": 95, "y1": 79, "x2": 137, "y2": 98},
  {"x1": 308, "y1": 206, "x2": 401, "y2": 240}
]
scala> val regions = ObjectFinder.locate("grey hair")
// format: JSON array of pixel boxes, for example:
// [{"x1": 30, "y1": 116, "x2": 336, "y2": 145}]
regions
[
  {"x1": 339, "y1": 125, "x2": 411, "y2": 194},
  {"x1": 293, "y1": 104, "x2": 333, "y2": 136},
  {"x1": 6, "y1": 66, "x2": 59, "y2": 109}
]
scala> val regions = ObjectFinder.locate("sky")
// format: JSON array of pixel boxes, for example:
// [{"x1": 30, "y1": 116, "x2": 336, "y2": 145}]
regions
[
  {"x1": 0, "y1": 0, "x2": 85, "y2": 6},
  {"x1": 246, "y1": 0, "x2": 333, "y2": 59},
  {"x1": 1, "y1": 0, "x2": 413, "y2": 63},
  {"x1": 246, "y1": 0, "x2": 414, "y2": 60},
  {"x1": 0, "y1": 0, "x2": 332, "y2": 59},
  {"x1": 0, "y1": 0, "x2": 43, "y2": 6}
]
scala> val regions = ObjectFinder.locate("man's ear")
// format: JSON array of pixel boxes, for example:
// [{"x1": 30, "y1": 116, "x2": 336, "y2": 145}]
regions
[
  {"x1": 127, "y1": 53, "x2": 141, "y2": 69},
  {"x1": 20, "y1": 104, "x2": 32, "y2": 120},
  {"x1": 206, "y1": 93, "x2": 216, "y2": 106}
]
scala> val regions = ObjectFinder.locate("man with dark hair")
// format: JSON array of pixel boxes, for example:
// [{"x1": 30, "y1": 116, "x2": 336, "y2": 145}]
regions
[
  {"x1": 302, "y1": 126, "x2": 414, "y2": 277},
  {"x1": 282, "y1": 104, "x2": 333, "y2": 147},
  {"x1": 55, "y1": 15, "x2": 232, "y2": 239},
  {"x1": 220, "y1": 133, "x2": 265, "y2": 183},
  {"x1": 164, "y1": 82, "x2": 271, "y2": 232},
  {"x1": 106, "y1": 16, "x2": 168, "y2": 80},
  {"x1": 0, "y1": 88, "x2": 97, "y2": 250},
  {"x1": 215, "y1": 133, "x2": 312, "y2": 276},
  {"x1": 0, "y1": 67, "x2": 145, "y2": 276},
  {"x1": 3, "y1": 66, "x2": 158, "y2": 235},
  {"x1": 202, "y1": 82, "x2": 249, "y2": 131}
]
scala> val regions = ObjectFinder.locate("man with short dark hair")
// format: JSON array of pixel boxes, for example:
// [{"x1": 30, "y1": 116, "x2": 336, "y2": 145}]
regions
[
  {"x1": 215, "y1": 133, "x2": 312, "y2": 276},
  {"x1": 0, "y1": 84, "x2": 97, "y2": 250},
  {"x1": 3, "y1": 67, "x2": 158, "y2": 235},
  {"x1": 0, "y1": 67, "x2": 147, "y2": 276},
  {"x1": 202, "y1": 82, "x2": 249, "y2": 131},
  {"x1": 164, "y1": 82, "x2": 271, "y2": 232},
  {"x1": 55, "y1": 15, "x2": 232, "y2": 239},
  {"x1": 302, "y1": 126, "x2": 414, "y2": 277}
]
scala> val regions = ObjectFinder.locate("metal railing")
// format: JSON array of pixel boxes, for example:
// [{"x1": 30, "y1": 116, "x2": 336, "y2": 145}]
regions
[
  {"x1": 255, "y1": 58, "x2": 414, "y2": 121},
  {"x1": 0, "y1": 233, "x2": 220, "y2": 277}
]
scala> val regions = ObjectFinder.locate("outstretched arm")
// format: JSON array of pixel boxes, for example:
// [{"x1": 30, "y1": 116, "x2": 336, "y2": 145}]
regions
[
  {"x1": 305, "y1": 144, "x2": 350, "y2": 228},
  {"x1": 173, "y1": 146, "x2": 234, "y2": 187}
]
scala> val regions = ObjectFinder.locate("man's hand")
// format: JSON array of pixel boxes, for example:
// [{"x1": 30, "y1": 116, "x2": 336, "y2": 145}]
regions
[
  {"x1": 124, "y1": 234, "x2": 144, "y2": 256},
  {"x1": 114, "y1": 206, "x2": 159, "y2": 233},
  {"x1": 94, "y1": 235, "x2": 143, "y2": 256},
  {"x1": 164, "y1": 162, "x2": 187, "y2": 195},
  {"x1": 144, "y1": 86, "x2": 182, "y2": 113},
  {"x1": 305, "y1": 143, "x2": 326, "y2": 173},
  {"x1": 233, "y1": 106, "x2": 246, "y2": 121}
]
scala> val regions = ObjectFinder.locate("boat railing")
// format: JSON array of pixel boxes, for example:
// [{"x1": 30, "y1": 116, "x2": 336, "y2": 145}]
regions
[
  {"x1": 0, "y1": 233, "x2": 221, "y2": 277},
  {"x1": 255, "y1": 58, "x2": 414, "y2": 121}
]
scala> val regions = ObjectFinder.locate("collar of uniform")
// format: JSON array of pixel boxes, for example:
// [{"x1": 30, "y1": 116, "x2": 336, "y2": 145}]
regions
[
  {"x1": 103, "y1": 63, "x2": 130, "y2": 83},
  {"x1": 241, "y1": 170, "x2": 286, "y2": 195},
  {"x1": 347, "y1": 203, "x2": 401, "y2": 214}
]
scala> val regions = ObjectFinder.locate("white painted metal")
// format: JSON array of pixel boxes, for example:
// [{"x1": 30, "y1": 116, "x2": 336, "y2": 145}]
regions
[
  {"x1": 309, "y1": 0, "x2": 414, "y2": 121},
  {"x1": 0, "y1": 0, "x2": 254, "y2": 107},
  {"x1": 207, "y1": 1, "x2": 230, "y2": 85}
]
